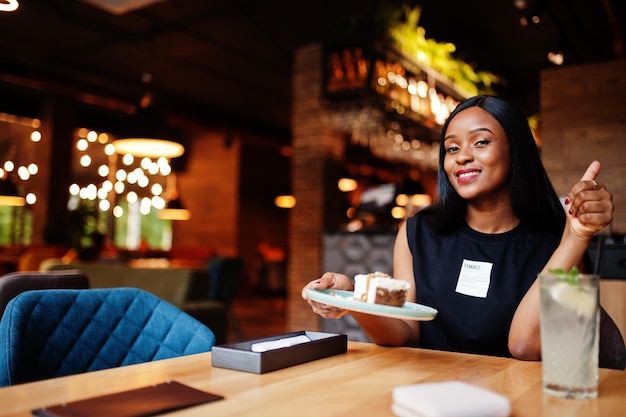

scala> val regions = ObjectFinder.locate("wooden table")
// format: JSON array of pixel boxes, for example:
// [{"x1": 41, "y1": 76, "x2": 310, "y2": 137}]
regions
[{"x1": 1, "y1": 341, "x2": 624, "y2": 417}]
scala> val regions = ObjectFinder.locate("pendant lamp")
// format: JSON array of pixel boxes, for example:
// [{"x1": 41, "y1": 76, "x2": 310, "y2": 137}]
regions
[
  {"x1": 113, "y1": 92, "x2": 184, "y2": 158},
  {"x1": 0, "y1": 0, "x2": 19, "y2": 12},
  {"x1": 158, "y1": 195, "x2": 191, "y2": 221},
  {"x1": 158, "y1": 175, "x2": 190, "y2": 220},
  {"x1": 0, "y1": 177, "x2": 25, "y2": 206},
  {"x1": 159, "y1": 190, "x2": 191, "y2": 220}
]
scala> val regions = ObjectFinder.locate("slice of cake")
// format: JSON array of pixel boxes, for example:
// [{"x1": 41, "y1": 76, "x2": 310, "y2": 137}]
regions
[
  {"x1": 353, "y1": 272, "x2": 410, "y2": 307},
  {"x1": 354, "y1": 271, "x2": 390, "y2": 302}
]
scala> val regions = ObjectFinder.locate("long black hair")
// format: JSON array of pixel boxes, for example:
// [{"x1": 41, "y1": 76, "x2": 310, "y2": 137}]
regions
[{"x1": 422, "y1": 95, "x2": 565, "y2": 235}]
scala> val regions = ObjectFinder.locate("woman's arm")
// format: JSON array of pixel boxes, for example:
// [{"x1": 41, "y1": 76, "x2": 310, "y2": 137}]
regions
[
  {"x1": 301, "y1": 221, "x2": 420, "y2": 346},
  {"x1": 351, "y1": 220, "x2": 420, "y2": 346},
  {"x1": 508, "y1": 233, "x2": 592, "y2": 360},
  {"x1": 509, "y1": 161, "x2": 614, "y2": 360}
]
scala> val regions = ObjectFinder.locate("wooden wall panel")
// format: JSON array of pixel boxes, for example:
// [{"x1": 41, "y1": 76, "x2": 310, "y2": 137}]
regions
[{"x1": 541, "y1": 59, "x2": 626, "y2": 233}]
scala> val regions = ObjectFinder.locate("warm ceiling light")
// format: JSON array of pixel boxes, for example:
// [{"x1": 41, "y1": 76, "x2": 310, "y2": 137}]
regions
[
  {"x1": 113, "y1": 94, "x2": 184, "y2": 158},
  {"x1": 411, "y1": 194, "x2": 432, "y2": 207},
  {"x1": 0, "y1": 0, "x2": 19, "y2": 12},
  {"x1": 396, "y1": 193, "x2": 409, "y2": 206},
  {"x1": 548, "y1": 51, "x2": 564, "y2": 66},
  {"x1": 0, "y1": 195, "x2": 25, "y2": 206},
  {"x1": 513, "y1": 0, "x2": 527, "y2": 10},
  {"x1": 159, "y1": 177, "x2": 191, "y2": 220},
  {"x1": 113, "y1": 137, "x2": 184, "y2": 158},
  {"x1": 275, "y1": 195, "x2": 296, "y2": 209},
  {"x1": 391, "y1": 206, "x2": 406, "y2": 219},
  {"x1": 346, "y1": 219, "x2": 363, "y2": 232},
  {"x1": 159, "y1": 196, "x2": 191, "y2": 220},
  {"x1": 338, "y1": 177, "x2": 358, "y2": 192},
  {"x1": 0, "y1": 178, "x2": 25, "y2": 206}
]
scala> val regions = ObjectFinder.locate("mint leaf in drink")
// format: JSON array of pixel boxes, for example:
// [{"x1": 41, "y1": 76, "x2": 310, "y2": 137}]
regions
[{"x1": 549, "y1": 266, "x2": 580, "y2": 284}]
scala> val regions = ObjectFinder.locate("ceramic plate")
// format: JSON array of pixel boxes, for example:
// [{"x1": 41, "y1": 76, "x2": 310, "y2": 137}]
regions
[{"x1": 305, "y1": 288, "x2": 437, "y2": 321}]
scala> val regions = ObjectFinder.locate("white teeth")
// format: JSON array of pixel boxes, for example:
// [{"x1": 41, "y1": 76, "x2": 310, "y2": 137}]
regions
[{"x1": 458, "y1": 172, "x2": 477, "y2": 178}]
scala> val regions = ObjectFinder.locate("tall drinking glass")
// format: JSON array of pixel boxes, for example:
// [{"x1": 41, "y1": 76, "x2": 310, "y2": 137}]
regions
[{"x1": 539, "y1": 272, "x2": 600, "y2": 399}]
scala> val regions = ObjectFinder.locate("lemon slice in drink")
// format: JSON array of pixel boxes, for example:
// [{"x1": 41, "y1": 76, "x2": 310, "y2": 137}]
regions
[{"x1": 550, "y1": 282, "x2": 596, "y2": 318}]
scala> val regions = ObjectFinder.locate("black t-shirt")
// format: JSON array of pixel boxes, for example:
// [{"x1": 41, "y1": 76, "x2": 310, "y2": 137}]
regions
[{"x1": 406, "y1": 213, "x2": 561, "y2": 357}]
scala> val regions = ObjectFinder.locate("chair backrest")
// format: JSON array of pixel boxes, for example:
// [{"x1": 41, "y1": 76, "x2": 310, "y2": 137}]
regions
[
  {"x1": 600, "y1": 307, "x2": 626, "y2": 370},
  {"x1": 0, "y1": 287, "x2": 216, "y2": 386},
  {"x1": 207, "y1": 257, "x2": 243, "y2": 303},
  {"x1": 0, "y1": 270, "x2": 89, "y2": 319}
]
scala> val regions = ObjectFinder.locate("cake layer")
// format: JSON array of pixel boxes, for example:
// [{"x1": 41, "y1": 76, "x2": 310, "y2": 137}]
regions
[
  {"x1": 354, "y1": 272, "x2": 391, "y2": 302},
  {"x1": 354, "y1": 272, "x2": 410, "y2": 307}
]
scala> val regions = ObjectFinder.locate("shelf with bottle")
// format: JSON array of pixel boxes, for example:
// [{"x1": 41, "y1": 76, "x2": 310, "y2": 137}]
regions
[{"x1": 323, "y1": 40, "x2": 467, "y2": 138}]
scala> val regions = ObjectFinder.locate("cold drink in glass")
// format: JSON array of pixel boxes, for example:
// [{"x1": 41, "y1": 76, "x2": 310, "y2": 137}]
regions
[{"x1": 539, "y1": 272, "x2": 599, "y2": 400}]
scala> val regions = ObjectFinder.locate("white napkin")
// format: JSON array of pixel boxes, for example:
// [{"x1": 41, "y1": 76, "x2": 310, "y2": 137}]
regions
[
  {"x1": 392, "y1": 381, "x2": 511, "y2": 417},
  {"x1": 250, "y1": 335, "x2": 311, "y2": 352}
]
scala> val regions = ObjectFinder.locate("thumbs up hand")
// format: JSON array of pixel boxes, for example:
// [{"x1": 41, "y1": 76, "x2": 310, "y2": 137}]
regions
[{"x1": 563, "y1": 160, "x2": 613, "y2": 241}]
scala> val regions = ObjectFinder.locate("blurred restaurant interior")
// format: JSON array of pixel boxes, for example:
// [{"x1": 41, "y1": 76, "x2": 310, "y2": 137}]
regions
[{"x1": 0, "y1": 0, "x2": 625, "y2": 340}]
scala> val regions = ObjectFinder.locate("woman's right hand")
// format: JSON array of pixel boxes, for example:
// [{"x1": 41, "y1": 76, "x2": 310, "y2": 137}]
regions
[{"x1": 301, "y1": 272, "x2": 353, "y2": 319}]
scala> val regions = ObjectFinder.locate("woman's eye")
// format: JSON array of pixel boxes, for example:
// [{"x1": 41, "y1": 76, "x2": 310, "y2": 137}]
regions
[
  {"x1": 445, "y1": 145, "x2": 459, "y2": 154},
  {"x1": 474, "y1": 139, "x2": 492, "y2": 147}
]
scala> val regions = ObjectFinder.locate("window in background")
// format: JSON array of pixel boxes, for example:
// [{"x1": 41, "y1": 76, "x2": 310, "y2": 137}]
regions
[
  {"x1": 0, "y1": 113, "x2": 40, "y2": 246},
  {"x1": 71, "y1": 128, "x2": 173, "y2": 252},
  {"x1": 0, "y1": 206, "x2": 31, "y2": 246},
  {"x1": 113, "y1": 199, "x2": 172, "y2": 251}
]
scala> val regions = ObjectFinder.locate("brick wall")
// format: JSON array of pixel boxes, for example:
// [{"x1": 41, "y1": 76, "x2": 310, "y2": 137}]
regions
[
  {"x1": 173, "y1": 128, "x2": 240, "y2": 256},
  {"x1": 287, "y1": 44, "x2": 346, "y2": 332}
]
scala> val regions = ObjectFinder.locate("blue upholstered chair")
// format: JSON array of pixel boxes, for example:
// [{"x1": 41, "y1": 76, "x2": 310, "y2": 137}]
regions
[{"x1": 0, "y1": 287, "x2": 216, "y2": 386}]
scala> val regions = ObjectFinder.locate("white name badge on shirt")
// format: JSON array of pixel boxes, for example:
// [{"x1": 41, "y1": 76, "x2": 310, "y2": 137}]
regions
[{"x1": 455, "y1": 259, "x2": 493, "y2": 298}]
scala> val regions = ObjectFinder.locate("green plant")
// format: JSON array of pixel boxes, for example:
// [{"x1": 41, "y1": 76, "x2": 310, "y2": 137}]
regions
[
  {"x1": 385, "y1": 5, "x2": 501, "y2": 96},
  {"x1": 68, "y1": 199, "x2": 106, "y2": 260}
]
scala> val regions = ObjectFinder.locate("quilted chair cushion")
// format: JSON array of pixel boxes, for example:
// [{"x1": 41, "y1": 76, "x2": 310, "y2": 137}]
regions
[{"x1": 0, "y1": 287, "x2": 216, "y2": 387}]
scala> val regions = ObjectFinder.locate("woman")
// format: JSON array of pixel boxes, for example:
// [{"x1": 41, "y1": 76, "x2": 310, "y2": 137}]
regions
[{"x1": 302, "y1": 95, "x2": 614, "y2": 360}]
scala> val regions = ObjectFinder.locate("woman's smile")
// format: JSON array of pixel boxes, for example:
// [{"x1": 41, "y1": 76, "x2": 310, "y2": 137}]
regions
[{"x1": 455, "y1": 169, "x2": 481, "y2": 184}]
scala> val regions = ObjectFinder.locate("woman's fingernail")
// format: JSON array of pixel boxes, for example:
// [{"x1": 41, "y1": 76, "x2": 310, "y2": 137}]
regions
[
  {"x1": 568, "y1": 208, "x2": 573, "y2": 215},
  {"x1": 313, "y1": 280, "x2": 321, "y2": 286},
  {"x1": 564, "y1": 197, "x2": 570, "y2": 205}
]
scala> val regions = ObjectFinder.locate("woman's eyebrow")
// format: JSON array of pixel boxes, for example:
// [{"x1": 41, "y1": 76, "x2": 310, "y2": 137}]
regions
[
  {"x1": 471, "y1": 127, "x2": 495, "y2": 135},
  {"x1": 444, "y1": 126, "x2": 495, "y2": 142}
]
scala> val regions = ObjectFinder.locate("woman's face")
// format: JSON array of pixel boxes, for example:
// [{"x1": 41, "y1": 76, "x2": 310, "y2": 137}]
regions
[{"x1": 442, "y1": 106, "x2": 511, "y2": 202}]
